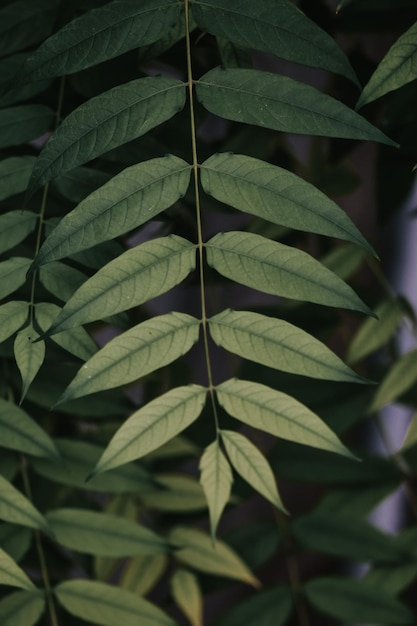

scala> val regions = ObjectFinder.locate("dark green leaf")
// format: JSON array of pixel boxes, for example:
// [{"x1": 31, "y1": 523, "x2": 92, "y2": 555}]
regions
[
  {"x1": 0, "y1": 398, "x2": 58, "y2": 459},
  {"x1": 0, "y1": 258, "x2": 31, "y2": 301},
  {"x1": 0, "y1": 302, "x2": 28, "y2": 344},
  {"x1": 0, "y1": 0, "x2": 57, "y2": 58},
  {"x1": 0, "y1": 212, "x2": 37, "y2": 255},
  {"x1": 0, "y1": 548, "x2": 35, "y2": 590},
  {"x1": 216, "y1": 586, "x2": 293, "y2": 626},
  {"x1": 0, "y1": 524, "x2": 31, "y2": 563},
  {"x1": 0, "y1": 158, "x2": 35, "y2": 201},
  {"x1": 0, "y1": 475, "x2": 51, "y2": 535},
  {"x1": 38, "y1": 262, "x2": 87, "y2": 302},
  {"x1": 0, "y1": 105, "x2": 54, "y2": 149},
  {"x1": 53, "y1": 166, "x2": 110, "y2": 203},
  {"x1": 371, "y1": 349, "x2": 417, "y2": 411},
  {"x1": 0, "y1": 590, "x2": 45, "y2": 626}
]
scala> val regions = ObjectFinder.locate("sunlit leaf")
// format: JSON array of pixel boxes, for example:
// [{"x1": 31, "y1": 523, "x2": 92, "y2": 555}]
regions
[
  {"x1": 141, "y1": 474, "x2": 207, "y2": 512},
  {"x1": 199, "y1": 440, "x2": 233, "y2": 537},
  {"x1": 216, "y1": 586, "x2": 293, "y2": 626},
  {"x1": 0, "y1": 547, "x2": 35, "y2": 590},
  {"x1": 200, "y1": 153, "x2": 373, "y2": 252},
  {"x1": 0, "y1": 258, "x2": 31, "y2": 301},
  {"x1": 33, "y1": 156, "x2": 192, "y2": 266},
  {"x1": 121, "y1": 554, "x2": 168, "y2": 596},
  {"x1": 170, "y1": 568, "x2": 203, "y2": 626},
  {"x1": 216, "y1": 378, "x2": 355, "y2": 458},
  {"x1": 0, "y1": 475, "x2": 51, "y2": 535},
  {"x1": 0, "y1": 0, "x2": 57, "y2": 58},
  {"x1": 43, "y1": 236, "x2": 197, "y2": 333},
  {"x1": 209, "y1": 309, "x2": 367, "y2": 383},
  {"x1": 27, "y1": 76, "x2": 186, "y2": 197},
  {"x1": 0, "y1": 301, "x2": 28, "y2": 344},
  {"x1": 205, "y1": 232, "x2": 372, "y2": 314},
  {"x1": 14, "y1": 324, "x2": 45, "y2": 403},
  {"x1": 92, "y1": 385, "x2": 206, "y2": 476},
  {"x1": 0, "y1": 590, "x2": 45, "y2": 626},
  {"x1": 0, "y1": 398, "x2": 58, "y2": 459},
  {"x1": 371, "y1": 349, "x2": 417, "y2": 411},
  {"x1": 0, "y1": 158, "x2": 35, "y2": 201},
  {"x1": 0, "y1": 105, "x2": 54, "y2": 150},
  {"x1": 196, "y1": 68, "x2": 396, "y2": 145}
]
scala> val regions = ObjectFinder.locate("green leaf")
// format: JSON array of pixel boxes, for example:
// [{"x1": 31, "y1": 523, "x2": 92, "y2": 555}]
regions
[
  {"x1": 205, "y1": 232, "x2": 371, "y2": 314},
  {"x1": 371, "y1": 349, "x2": 417, "y2": 411},
  {"x1": 92, "y1": 385, "x2": 206, "y2": 476},
  {"x1": 0, "y1": 158, "x2": 35, "y2": 201},
  {"x1": 216, "y1": 378, "x2": 355, "y2": 458},
  {"x1": 216, "y1": 37, "x2": 252, "y2": 69},
  {"x1": 0, "y1": 475, "x2": 51, "y2": 535},
  {"x1": 0, "y1": 524, "x2": 32, "y2": 563},
  {"x1": 216, "y1": 586, "x2": 293, "y2": 626},
  {"x1": 209, "y1": 309, "x2": 367, "y2": 383},
  {"x1": 14, "y1": 324, "x2": 45, "y2": 403},
  {"x1": 199, "y1": 440, "x2": 233, "y2": 538},
  {"x1": 54, "y1": 579, "x2": 176, "y2": 626},
  {"x1": 0, "y1": 0, "x2": 57, "y2": 58},
  {"x1": 53, "y1": 166, "x2": 110, "y2": 203},
  {"x1": 141, "y1": 474, "x2": 208, "y2": 512},
  {"x1": 0, "y1": 398, "x2": 58, "y2": 459},
  {"x1": 321, "y1": 243, "x2": 367, "y2": 280},
  {"x1": 357, "y1": 21, "x2": 417, "y2": 108},
  {"x1": 196, "y1": 68, "x2": 396, "y2": 145},
  {"x1": 0, "y1": 105, "x2": 54, "y2": 150},
  {"x1": 220, "y1": 429, "x2": 287, "y2": 513},
  {"x1": 24, "y1": 0, "x2": 182, "y2": 79},
  {"x1": 0, "y1": 302, "x2": 28, "y2": 344},
  {"x1": 43, "y1": 236, "x2": 197, "y2": 333},
  {"x1": 170, "y1": 526, "x2": 260, "y2": 587},
  {"x1": 0, "y1": 258, "x2": 31, "y2": 301},
  {"x1": 0, "y1": 590, "x2": 46, "y2": 626},
  {"x1": 34, "y1": 156, "x2": 191, "y2": 266},
  {"x1": 0, "y1": 54, "x2": 51, "y2": 109},
  {"x1": 35, "y1": 302, "x2": 97, "y2": 361},
  {"x1": 57, "y1": 312, "x2": 200, "y2": 403},
  {"x1": 121, "y1": 554, "x2": 168, "y2": 596},
  {"x1": 192, "y1": 0, "x2": 358, "y2": 84},
  {"x1": 39, "y1": 262, "x2": 87, "y2": 302},
  {"x1": 200, "y1": 153, "x2": 373, "y2": 252},
  {"x1": 401, "y1": 411, "x2": 417, "y2": 451},
  {"x1": 0, "y1": 547, "x2": 35, "y2": 590},
  {"x1": 170, "y1": 568, "x2": 203, "y2": 626},
  {"x1": 46, "y1": 508, "x2": 169, "y2": 557},
  {"x1": 305, "y1": 577, "x2": 414, "y2": 624},
  {"x1": 26, "y1": 76, "x2": 186, "y2": 197},
  {"x1": 0, "y1": 211, "x2": 37, "y2": 255}
]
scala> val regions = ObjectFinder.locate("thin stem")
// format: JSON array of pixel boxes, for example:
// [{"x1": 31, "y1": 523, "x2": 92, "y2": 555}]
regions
[{"x1": 184, "y1": 0, "x2": 220, "y2": 436}]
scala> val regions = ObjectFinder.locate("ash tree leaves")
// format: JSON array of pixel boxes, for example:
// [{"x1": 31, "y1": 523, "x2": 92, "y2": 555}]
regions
[
  {"x1": 0, "y1": 398, "x2": 58, "y2": 459},
  {"x1": 199, "y1": 440, "x2": 233, "y2": 537},
  {"x1": 0, "y1": 475, "x2": 51, "y2": 535},
  {"x1": 0, "y1": 547, "x2": 36, "y2": 591},
  {"x1": 0, "y1": 590, "x2": 46, "y2": 626},
  {"x1": 13, "y1": 325, "x2": 45, "y2": 403}
]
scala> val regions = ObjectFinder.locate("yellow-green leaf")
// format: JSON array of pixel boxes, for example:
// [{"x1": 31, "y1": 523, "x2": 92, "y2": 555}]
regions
[
  {"x1": 199, "y1": 440, "x2": 233, "y2": 537},
  {"x1": 170, "y1": 568, "x2": 203, "y2": 626},
  {"x1": 0, "y1": 547, "x2": 35, "y2": 590}
]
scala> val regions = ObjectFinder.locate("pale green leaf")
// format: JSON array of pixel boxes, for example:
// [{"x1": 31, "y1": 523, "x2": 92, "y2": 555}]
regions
[
  {"x1": 44, "y1": 236, "x2": 197, "y2": 333},
  {"x1": 0, "y1": 475, "x2": 51, "y2": 535},
  {"x1": 192, "y1": 0, "x2": 358, "y2": 84},
  {"x1": 0, "y1": 0, "x2": 57, "y2": 57},
  {"x1": 170, "y1": 568, "x2": 203, "y2": 626},
  {"x1": 34, "y1": 156, "x2": 192, "y2": 266},
  {"x1": 39, "y1": 262, "x2": 87, "y2": 302},
  {"x1": 209, "y1": 309, "x2": 367, "y2": 383},
  {"x1": 0, "y1": 158, "x2": 35, "y2": 201},
  {"x1": 170, "y1": 526, "x2": 260, "y2": 587},
  {"x1": 0, "y1": 302, "x2": 28, "y2": 344},
  {"x1": 220, "y1": 429, "x2": 286, "y2": 512},
  {"x1": 216, "y1": 378, "x2": 355, "y2": 458},
  {"x1": 0, "y1": 258, "x2": 31, "y2": 301},
  {"x1": 196, "y1": 68, "x2": 396, "y2": 145},
  {"x1": 57, "y1": 312, "x2": 200, "y2": 403},
  {"x1": 200, "y1": 153, "x2": 373, "y2": 252},
  {"x1": 0, "y1": 398, "x2": 58, "y2": 459},
  {"x1": 92, "y1": 385, "x2": 206, "y2": 476},
  {"x1": 0, "y1": 590, "x2": 45, "y2": 626},
  {"x1": 27, "y1": 76, "x2": 186, "y2": 197},
  {"x1": 121, "y1": 554, "x2": 168, "y2": 596},
  {"x1": 0, "y1": 211, "x2": 37, "y2": 255},
  {"x1": 216, "y1": 586, "x2": 293, "y2": 626},
  {"x1": 14, "y1": 324, "x2": 45, "y2": 403},
  {"x1": 357, "y1": 21, "x2": 417, "y2": 108},
  {"x1": 141, "y1": 474, "x2": 207, "y2": 512},
  {"x1": 205, "y1": 232, "x2": 371, "y2": 314},
  {"x1": 0, "y1": 105, "x2": 54, "y2": 149},
  {"x1": 199, "y1": 441, "x2": 233, "y2": 537},
  {"x1": 0, "y1": 547, "x2": 35, "y2": 590},
  {"x1": 46, "y1": 508, "x2": 169, "y2": 557},
  {"x1": 24, "y1": 0, "x2": 182, "y2": 79},
  {"x1": 401, "y1": 411, "x2": 417, "y2": 451},
  {"x1": 371, "y1": 349, "x2": 417, "y2": 411},
  {"x1": 35, "y1": 302, "x2": 97, "y2": 361},
  {"x1": 54, "y1": 579, "x2": 176, "y2": 626}
]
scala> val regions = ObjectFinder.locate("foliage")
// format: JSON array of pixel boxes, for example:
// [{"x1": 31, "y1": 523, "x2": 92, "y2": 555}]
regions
[{"x1": 1, "y1": 0, "x2": 417, "y2": 624}]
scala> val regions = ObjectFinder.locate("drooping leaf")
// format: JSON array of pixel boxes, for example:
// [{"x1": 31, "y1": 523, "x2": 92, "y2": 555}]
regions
[
  {"x1": 216, "y1": 586, "x2": 293, "y2": 626},
  {"x1": 170, "y1": 568, "x2": 203, "y2": 626},
  {"x1": 39, "y1": 262, "x2": 87, "y2": 302},
  {"x1": 46, "y1": 508, "x2": 169, "y2": 557},
  {"x1": 305, "y1": 577, "x2": 413, "y2": 624},
  {"x1": 199, "y1": 440, "x2": 233, "y2": 538},
  {"x1": 26, "y1": 76, "x2": 186, "y2": 197},
  {"x1": 193, "y1": 0, "x2": 358, "y2": 83},
  {"x1": 0, "y1": 302, "x2": 28, "y2": 344},
  {"x1": 220, "y1": 429, "x2": 286, "y2": 512},
  {"x1": 14, "y1": 324, "x2": 45, "y2": 403},
  {"x1": 0, "y1": 475, "x2": 51, "y2": 535},
  {"x1": 0, "y1": 158, "x2": 35, "y2": 201},
  {"x1": 0, "y1": 398, "x2": 58, "y2": 459},
  {"x1": 92, "y1": 385, "x2": 206, "y2": 476},
  {"x1": 0, "y1": 258, "x2": 31, "y2": 301},
  {"x1": 169, "y1": 526, "x2": 260, "y2": 587},
  {"x1": 209, "y1": 309, "x2": 367, "y2": 383},
  {"x1": 0, "y1": 590, "x2": 46, "y2": 626},
  {"x1": 57, "y1": 312, "x2": 200, "y2": 403},
  {"x1": 0, "y1": 0, "x2": 57, "y2": 58},
  {"x1": 216, "y1": 378, "x2": 355, "y2": 458},
  {"x1": 357, "y1": 21, "x2": 417, "y2": 108},
  {"x1": 196, "y1": 68, "x2": 396, "y2": 145},
  {"x1": 121, "y1": 554, "x2": 168, "y2": 596},
  {"x1": 371, "y1": 349, "x2": 417, "y2": 411},
  {"x1": 205, "y1": 232, "x2": 372, "y2": 314},
  {"x1": 33, "y1": 156, "x2": 192, "y2": 266},
  {"x1": 0, "y1": 547, "x2": 35, "y2": 590},
  {"x1": 43, "y1": 236, "x2": 197, "y2": 333},
  {"x1": 54, "y1": 579, "x2": 176, "y2": 626},
  {"x1": 24, "y1": 0, "x2": 182, "y2": 79},
  {"x1": 0, "y1": 105, "x2": 54, "y2": 149},
  {"x1": 200, "y1": 153, "x2": 373, "y2": 252}
]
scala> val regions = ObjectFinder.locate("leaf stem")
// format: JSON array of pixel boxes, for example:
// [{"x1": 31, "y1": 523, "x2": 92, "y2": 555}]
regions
[{"x1": 185, "y1": 0, "x2": 220, "y2": 436}]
